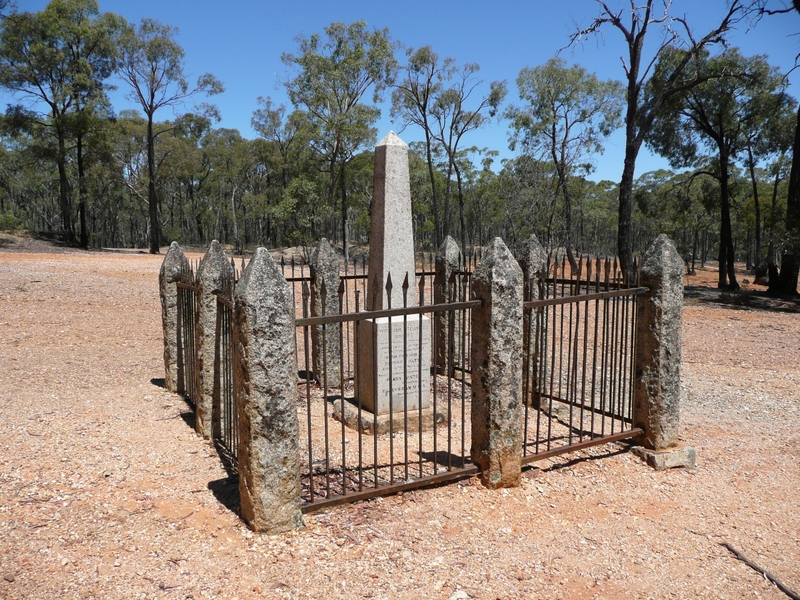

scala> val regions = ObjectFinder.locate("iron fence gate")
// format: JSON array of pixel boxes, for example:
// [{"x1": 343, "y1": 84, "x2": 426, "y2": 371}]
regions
[
  {"x1": 176, "y1": 270, "x2": 199, "y2": 406},
  {"x1": 214, "y1": 288, "x2": 237, "y2": 460},
  {"x1": 520, "y1": 257, "x2": 646, "y2": 463}
]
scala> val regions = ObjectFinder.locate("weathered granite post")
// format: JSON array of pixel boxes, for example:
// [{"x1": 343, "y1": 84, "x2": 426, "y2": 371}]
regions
[
  {"x1": 233, "y1": 247, "x2": 302, "y2": 532},
  {"x1": 309, "y1": 238, "x2": 341, "y2": 384},
  {"x1": 195, "y1": 241, "x2": 233, "y2": 440},
  {"x1": 355, "y1": 131, "x2": 431, "y2": 417},
  {"x1": 518, "y1": 234, "x2": 548, "y2": 292},
  {"x1": 632, "y1": 234, "x2": 695, "y2": 470},
  {"x1": 470, "y1": 237, "x2": 524, "y2": 488},
  {"x1": 519, "y1": 234, "x2": 548, "y2": 408},
  {"x1": 434, "y1": 235, "x2": 463, "y2": 374},
  {"x1": 159, "y1": 241, "x2": 189, "y2": 393}
]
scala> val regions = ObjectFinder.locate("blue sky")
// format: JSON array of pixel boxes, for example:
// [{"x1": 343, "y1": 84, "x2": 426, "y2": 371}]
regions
[{"x1": 8, "y1": 0, "x2": 800, "y2": 182}]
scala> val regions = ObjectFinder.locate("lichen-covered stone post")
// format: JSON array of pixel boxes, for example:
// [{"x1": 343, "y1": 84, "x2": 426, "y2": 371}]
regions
[
  {"x1": 195, "y1": 240, "x2": 233, "y2": 440},
  {"x1": 519, "y1": 234, "x2": 548, "y2": 409},
  {"x1": 233, "y1": 247, "x2": 302, "y2": 532},
  {"x1": 632, "y1": 234, "x2": 695, "y2": 470},
  {"x1": 470, "y1": 237, "x2": 524, "y2": 488},
  {"x1": 159, "y1": 241, "x2": 189, "y2": 393},
  {"x1": 434, "y1": 235, "x2": 462, "y2": 374},
  {"x1": 309, "y1": 238, "x2": 341, "y2": 385}
]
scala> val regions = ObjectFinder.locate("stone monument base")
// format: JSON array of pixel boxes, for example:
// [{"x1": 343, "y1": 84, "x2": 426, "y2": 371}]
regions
[
  {"x1": 332, "y1": 398, "x2": 446, "y2": 435},
  {"x1": 355, "y1": 315, "x2": 432, "y2": 415},
  {"x1": 631, "y1": 444, "x2": 696, "y2": 470}
]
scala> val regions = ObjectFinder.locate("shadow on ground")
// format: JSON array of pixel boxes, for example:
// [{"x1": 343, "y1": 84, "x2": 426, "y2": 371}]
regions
[{"x1": 684, "y1": 286, "x2": 800, "y2": 314}]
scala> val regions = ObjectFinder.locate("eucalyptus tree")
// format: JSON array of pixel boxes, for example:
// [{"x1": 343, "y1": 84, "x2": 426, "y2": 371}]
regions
[
  {"x1": 429, "y1": 62, "x2": 506, "y2": 251},
  {"x1": 495, "y1": 155, "x2": 560, "y2": 251},
  {"x1": 647, "y1": 48, "x2": 786, "y2": 289},
  {"x1": 281, "y1": 20, "x2": 398, "y2": 260},
  {"x1": 763, "y1": 108, "x2": 796, "y2": 262},
  {"x1": 572, "y1": 0, "x2": 750, "y2": 275},
  {"x1": 251, "y1": 97, "x2": 309, "y2": 191},
  {"x1": 391, "y1": 46, "x2": 456, "y2": 247},
  {"x1": 754, "y1": 0, "x2": 800, "y2": 294},
  {"x1": 118, "y1": 18, "x2": 223, "y2": 253},
  {"x1": 0, "y1": 0, "x2": 123, "y2": 246},
  {"x1": 201, "y1": 128, "x2": 256, "y2": 252},
  {"x1": 739, "y1": 86, "x2": 796, "y2": 263},
  {"x1": 506, "y1": 57, "x2": 623, "y2": 268}
]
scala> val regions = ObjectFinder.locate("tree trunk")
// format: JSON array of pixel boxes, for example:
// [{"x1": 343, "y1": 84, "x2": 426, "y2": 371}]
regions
[
  {"x1": 56, "y1": 132, "x2": 74, "y2": 243},
  {"x1": 773, "y1": 101, "x2": 800, "y2": 296},
  {"x1": 423, "y1": 128, "x2": 440, "y2": 249},
  {"x1": 719, "y1": 152, "x2": 738, "y2": 289},
  {"x1": 230, "y1": 185, "x2": 239, "y2": 254},
  {"x1": 454, "y1": 159, "x2": 467, "y2": 254},
  {"x1": 767, "y1": 166, "x2": 781, "y2": 263},
  {"x1": 747, "y1": 147, "x2": 761, "y2": 264},
  {"x1": 77, "y1": 133, "x2": 88, "y2": 249},
  {"x1": 617, "y1": 135, "x2": 639, "y2": 277},
  {"x1": 442, "y1": 160, "x2": 453, "y2": 242},
  {"x1": 341, "y1": 164, "x2": 349, "y2": 263},
  {"x1": 147, "y1": 114, "x2": 160, "y2": 254}
]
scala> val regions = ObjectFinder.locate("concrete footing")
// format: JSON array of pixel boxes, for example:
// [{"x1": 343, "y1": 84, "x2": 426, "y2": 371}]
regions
[
  {"x1": 631, "y1": 445, "x2": 696, "y2": 470},
  {"x1": 332, "y1": 398, "x2": 446, "y2": 435}
]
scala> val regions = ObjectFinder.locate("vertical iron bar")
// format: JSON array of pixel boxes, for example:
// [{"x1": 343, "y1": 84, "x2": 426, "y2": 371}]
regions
[
  {"x1": 418, "y1": 275, "x2": 425, "y2": 479},
  {"x1": 355, "y1": 290, "x2": 363, "y2": 492},
  {"x1": 301, "y1": 281, "x2": 314, "y2": 502}
]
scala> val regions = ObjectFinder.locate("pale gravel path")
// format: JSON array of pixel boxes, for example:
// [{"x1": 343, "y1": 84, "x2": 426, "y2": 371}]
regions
[{"x1": 0, "y1": 244, "x2": 798, "y2": 600}]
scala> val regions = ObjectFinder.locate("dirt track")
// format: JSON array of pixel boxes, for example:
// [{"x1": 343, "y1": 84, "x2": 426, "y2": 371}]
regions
[{"x1": 1, "y1": 236, "x2": 798, "y2": 599}]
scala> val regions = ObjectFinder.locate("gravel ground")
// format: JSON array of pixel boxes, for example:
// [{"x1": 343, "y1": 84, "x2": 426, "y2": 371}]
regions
[{"x1": 1, "y1": 234, "x2": 798, "y2": 600}]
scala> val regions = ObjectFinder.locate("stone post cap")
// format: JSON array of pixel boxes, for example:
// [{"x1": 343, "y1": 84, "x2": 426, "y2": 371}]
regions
[
  {"x1": 377, "y1": 131, "x2": 408, "y2": 148},
  {"x1": 642, "y1": 234, "x2": 684, "y2": 280},
  {"x1": 197, "y1": 240, "x2": 233, "y2": 282},
  {"x1": 475, "y1": 237, "x2": 522, "y2": 281},
  {"x1": 437, "y1": 235, "x2": 462, "y2": 262},
  {"x1": 310, "y1": 238, "x2": 338, "y2": 267},
  {"x1": 519, "y1": 234, "x2": 547, "y2": 276},
  {"x1": 160, "y1": 241, "x2": 188, "y2": 283},
  {"x1": 235, "y1": 247, "x2": 287, "y2": 304}
]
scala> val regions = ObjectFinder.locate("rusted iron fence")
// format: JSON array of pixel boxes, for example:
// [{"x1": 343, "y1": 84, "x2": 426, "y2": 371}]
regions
[
  {"x1": 176, "y1": 264, "x2": 199, "y2": 405},
  {"x1": 521, "y1": 257, "x2": 646, "y2": 463},
  {"x1": 173, "y1": 247, "x2": 647, "y2": 515},
  {"x1": 213, "y1": 271, "x2": 237, "y2": 460},
  {"x1": 295, "y1": 271, "x2": 479, "y2": 512}
]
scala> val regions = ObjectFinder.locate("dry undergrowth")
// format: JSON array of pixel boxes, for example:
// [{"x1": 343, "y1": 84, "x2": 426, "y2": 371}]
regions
[{"x1": 0, "y1": 234, "x2": 798, "y2": 599}]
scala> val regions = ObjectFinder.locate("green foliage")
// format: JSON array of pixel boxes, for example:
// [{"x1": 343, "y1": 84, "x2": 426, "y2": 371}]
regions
[{"x1": 506, "y1": 58, "x2": 623, "y2": 163}]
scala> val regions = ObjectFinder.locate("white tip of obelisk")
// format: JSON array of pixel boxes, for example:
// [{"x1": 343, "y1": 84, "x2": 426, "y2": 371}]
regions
[{"x1": 377, "y1": 131, "x2": 407, "y2": 148}]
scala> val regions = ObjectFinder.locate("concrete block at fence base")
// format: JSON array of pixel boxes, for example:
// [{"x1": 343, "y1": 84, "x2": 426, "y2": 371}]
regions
[
  {"x1": 332, "y1": 398, "x2": 446, "y2": 435},
  {"x1": 631, "y1": 445, "x2": 696, "y2": 470},
  {"x1": 355, "y1": 315, "x2": 431, "y2": 415}
]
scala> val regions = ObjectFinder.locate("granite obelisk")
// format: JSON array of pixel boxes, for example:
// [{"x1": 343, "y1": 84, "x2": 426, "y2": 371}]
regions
[{"x1": 356, "y1": 132, "x2": 431, "y2": 416}]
